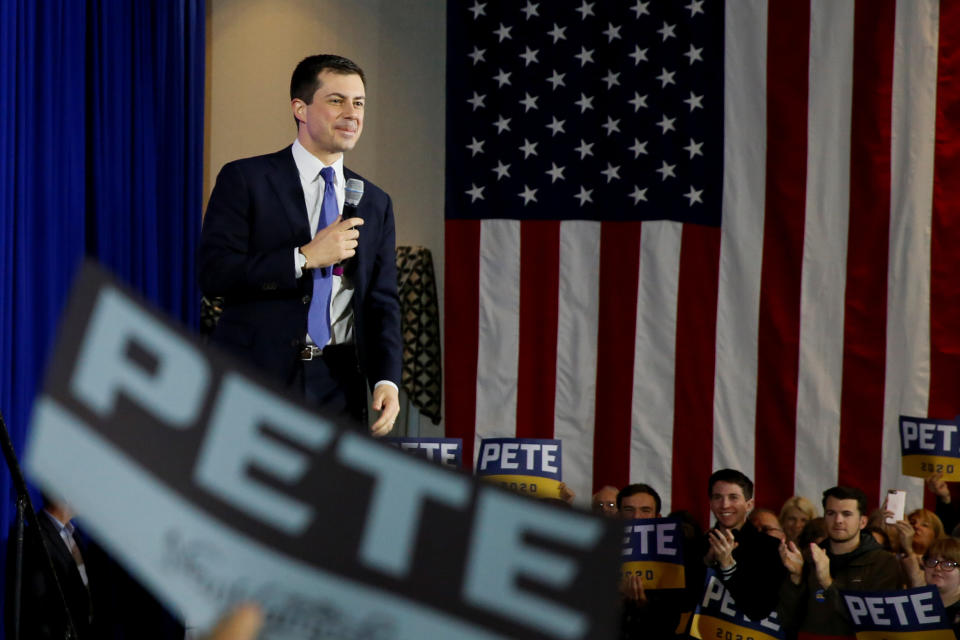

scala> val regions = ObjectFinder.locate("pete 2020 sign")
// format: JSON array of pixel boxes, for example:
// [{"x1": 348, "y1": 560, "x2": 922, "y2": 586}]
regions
[
  {"x1": 620, "y1": 517, "x2": 685, "y2": 590},
  {"x1": 24, "y1": 262, "x2": 623, "y2": 640},
  {"x1": 475, "y1": 438, "x2": 563, "y2": 499},
  {"x1": 688, "y1": 571, "x2": 784, "y2": 640},
  {"x1": 842, "y1": 586, "x2": 956, "y2": 639},
  {"x1": 900, "y1": 415, "x2": 960, "y2": 481}
]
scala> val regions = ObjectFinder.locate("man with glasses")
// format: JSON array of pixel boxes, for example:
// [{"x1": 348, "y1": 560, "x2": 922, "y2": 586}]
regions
[
  {"x1": 779, "y1": 485, "x2": 901, "y2": 637},
  {"x1": 591, "y1": 485, "x2": 620, "y2": 518}
]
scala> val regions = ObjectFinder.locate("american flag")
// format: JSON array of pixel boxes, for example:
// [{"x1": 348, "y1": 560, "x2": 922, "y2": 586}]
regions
[{"x1": 444, "y1": 0, "x2": 960, "y2": 525}]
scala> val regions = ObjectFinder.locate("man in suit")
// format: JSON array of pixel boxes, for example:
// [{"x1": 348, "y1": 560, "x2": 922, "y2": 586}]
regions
[
  {"x1": 5, "y1": 498, "x2": 94, "y2": 640},
  {"x1": 199, "y1": 54, "x2": 401, "y2": 436}
]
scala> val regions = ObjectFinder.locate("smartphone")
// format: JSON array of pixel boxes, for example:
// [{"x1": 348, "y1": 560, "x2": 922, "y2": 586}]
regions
[{"x1": 885, "y1": 489, "x2": 906, "y2": 524}]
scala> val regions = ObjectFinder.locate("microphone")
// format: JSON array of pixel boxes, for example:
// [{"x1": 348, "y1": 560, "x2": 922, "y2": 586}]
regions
[{"x1": 335, "y1": 179, "x2": 364, "y2": 276}]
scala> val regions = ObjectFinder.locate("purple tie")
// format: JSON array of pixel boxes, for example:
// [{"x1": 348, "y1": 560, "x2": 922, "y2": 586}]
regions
[{"x1": 307, "y1": 167, "x2": 338, "y2": 346}]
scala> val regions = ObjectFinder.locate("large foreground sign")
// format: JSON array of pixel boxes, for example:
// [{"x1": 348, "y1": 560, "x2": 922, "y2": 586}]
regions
[{"x1": 25, "y1": 263, "x2": 622, "y2": 640}]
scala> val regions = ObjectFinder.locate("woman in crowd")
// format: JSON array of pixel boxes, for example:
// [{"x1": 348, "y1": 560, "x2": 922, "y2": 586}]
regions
[
  {"x1": 903, "y1": 537, "x2": 960, "y2": 636},
  {"x1": 894, "y1": 508, "x2": 947, "y2": 576},
  {"x1": 779, "y1": 496, "x2": 817, "y2": 544}
]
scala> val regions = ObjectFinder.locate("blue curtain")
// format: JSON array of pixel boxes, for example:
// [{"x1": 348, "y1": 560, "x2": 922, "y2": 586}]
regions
[{"x1": 0, "y1": 0, "x2": 204, "y2": 634}]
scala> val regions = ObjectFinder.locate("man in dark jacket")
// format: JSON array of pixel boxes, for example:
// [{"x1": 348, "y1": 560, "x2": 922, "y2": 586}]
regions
[
  {"x1": 699, "y1": 469, "x2": 786, "y2": 623},
  {"x1": 779, "y1": 485, "x2": 902, "y2": 636}
]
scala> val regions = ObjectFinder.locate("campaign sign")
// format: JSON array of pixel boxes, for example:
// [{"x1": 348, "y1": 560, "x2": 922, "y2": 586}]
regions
[
  {"x1": 620, "y1": 517, "x2": 685, "y2": 590},
  {"x1": 688, "y1": 571, "x2": 785, "y2": 640},
  {"x1": 475, "y1": 438, "x2": 562, "y2": 499},
  {"x1": 383, "y1": 437, "x2": 462, "y2": 468},
  {"x1": 899, "y1": 415, "x2": 960, "y2": 481},
  {"x1": 24, "y1": 262, "x2": 624, "y2": 640},
  {"x1": 842, "y1": 586, "x2": 955, "y2": 639}
]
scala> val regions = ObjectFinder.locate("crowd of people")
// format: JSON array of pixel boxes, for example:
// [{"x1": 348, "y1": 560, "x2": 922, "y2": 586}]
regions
[{"x1": 600, "y1": 469, "x2": 960, "y2": 638}]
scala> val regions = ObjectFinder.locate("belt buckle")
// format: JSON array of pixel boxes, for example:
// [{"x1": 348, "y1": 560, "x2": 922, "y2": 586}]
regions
[{"x1": 300, "y1": 345, "x2": 322, "y2": 361}]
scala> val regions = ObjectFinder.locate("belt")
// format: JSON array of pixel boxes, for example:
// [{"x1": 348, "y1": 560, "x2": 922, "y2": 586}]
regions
[{"x1": 299, "y1": 345, "x2": 324, "y2": 360}]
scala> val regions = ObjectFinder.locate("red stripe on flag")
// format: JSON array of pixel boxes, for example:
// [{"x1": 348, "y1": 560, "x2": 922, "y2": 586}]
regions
[
  {"x1": 516, "y1": 221, "x2": 561, "y2": 439},
  {"x1": 671, "y1": 224, "x2": 722, "y2": 528},
  {"x1": 837, "y1": 0, "x2": 895, "y2": 502},
  {"x1": 444, "y1": 219, "x2": 481, "y2": 469},
  {"x1": 929, "y1": 2, "x2": 960, "y2": 421},
  {"x1": 592, "y1": 222, "x2": 642, "y2": 491},
  {"x1": 753, "y1": 0, "x2": 810, "y2": 509}
]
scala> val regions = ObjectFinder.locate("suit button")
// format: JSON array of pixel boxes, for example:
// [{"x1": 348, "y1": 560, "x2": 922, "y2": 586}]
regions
[{"x1": 301, "y1": 295, "x2": 311, "y2": 304}]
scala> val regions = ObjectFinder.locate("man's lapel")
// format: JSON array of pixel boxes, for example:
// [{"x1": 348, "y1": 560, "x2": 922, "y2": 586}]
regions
[{"x1": 266, "y1": 146, "x2": 311, "y2": 242}]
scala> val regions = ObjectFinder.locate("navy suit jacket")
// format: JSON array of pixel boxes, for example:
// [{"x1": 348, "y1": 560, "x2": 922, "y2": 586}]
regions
[{"x1": 199, "y1": 146, "x2": 401, "y2": 391}]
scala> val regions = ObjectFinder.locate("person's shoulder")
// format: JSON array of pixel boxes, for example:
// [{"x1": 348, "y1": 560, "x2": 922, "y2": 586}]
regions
[{"x1": 222, "y1": 146, "x2": 293, "y2": 170}]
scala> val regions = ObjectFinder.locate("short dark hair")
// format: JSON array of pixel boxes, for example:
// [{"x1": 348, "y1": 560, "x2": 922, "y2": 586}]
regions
[
  {"x1": 822, "y1": 486, "x2": 867, "y2": 516},
  {"x1": 617, "y1": 483, "x2": 662, "y2": 514},
  {"x1": 290, "y1": 54, "x2": 366, "y2": 104},
  {"x1": 708, "y1": 469, "x2": 754, "y2": 500}
]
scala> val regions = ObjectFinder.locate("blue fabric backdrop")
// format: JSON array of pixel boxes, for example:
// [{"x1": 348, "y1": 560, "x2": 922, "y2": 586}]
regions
[{"x1": 0, "y1": 0, "x2": 204, "y2": 634}]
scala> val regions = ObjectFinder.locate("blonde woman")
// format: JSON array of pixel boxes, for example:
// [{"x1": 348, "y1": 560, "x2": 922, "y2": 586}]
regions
[{"x1": 779, "y1": 495, "x2": 818, "y2": 544}]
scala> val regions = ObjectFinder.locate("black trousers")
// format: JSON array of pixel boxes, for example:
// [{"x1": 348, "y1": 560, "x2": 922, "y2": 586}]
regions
[{"x1": 293, "y1": 344, "x2": 367, "y2": 430}]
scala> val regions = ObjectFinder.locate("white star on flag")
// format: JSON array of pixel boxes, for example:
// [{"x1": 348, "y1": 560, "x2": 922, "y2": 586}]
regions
[
  {"x1": 466, "y1": 137, "x2": 484, "y2": 156},
  {"x1": 468, "y1": 47, "x2": 485, "y2": 65},
  {"x1": 520, "y1": 138, "x2": 538, "y2": 158},
  {"x1": 518, "y1": 185, "x2": 538, "y2": 205},
  {"x1": 685, "y1": 45, "x2": 703, "y2": 64},
  {"x1": 468, "y1": 2, "x2": 485, "y2": 20},
  {"x1": 575, "y1": 47, "x2": 595, "y2": 66},
  {"x1": 575, "y1": 93, "x2": 594, "y2": 113},
  {"x1": 520, "y1": 47, "x2": 539, "y2": 66},
  {"x1": 547, "y1": 24, "x2": 566, "y2": 43},
  {"x1": 657, "y1": 68, "x2": 676, "y2": 87},
  {"x1": 656, "y1": 115, "x2": 676, "y2": 134},
  {"x1": 629, "y1": 46, "x2": 648, "y2": 65},
  {"x1": 684, "y1": 139, "x2": 704, "y2": 158},
  {"x1": 576, "y1": 139, "x2": 594, "y2": 159},
  {"x1": 684, "y1": 186, "x2": 703, "y2": 205},
  {"x1": 546, "y1": 163, "x2": 565, "y2": 182},
  {"x1": 574, "y1": 185, "x2": 593, "y2": 206},
  {"x1": 656, "y1": 161, "x2": 676, "y2": 180},
  {"x1": 684, "y1": 92, "x2": 704, "y2": 111},
  {"x1": 602, "y1": 117, "x2": 621, "y2": 136},
  {"x1": 658, "y1": 22, "x2": 676, "y2": 41},
  {"x1": 601, "y1": 163, "x2": 621, "y2": 183},
  {"x1": 630, "y1": 139, "x2": 648, "y2": 157}
]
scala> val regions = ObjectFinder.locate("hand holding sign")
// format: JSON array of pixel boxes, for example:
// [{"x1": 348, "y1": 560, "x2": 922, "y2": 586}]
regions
[
  {"x1": 619, "y1": 573, "x2": 646, "y2": 604},
  {"x1": 204, "y1": 605, "x2": 263, "y2": 640},
  {"x1": 926, "y1": 472, "x2": 952, "y2": 503}
]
